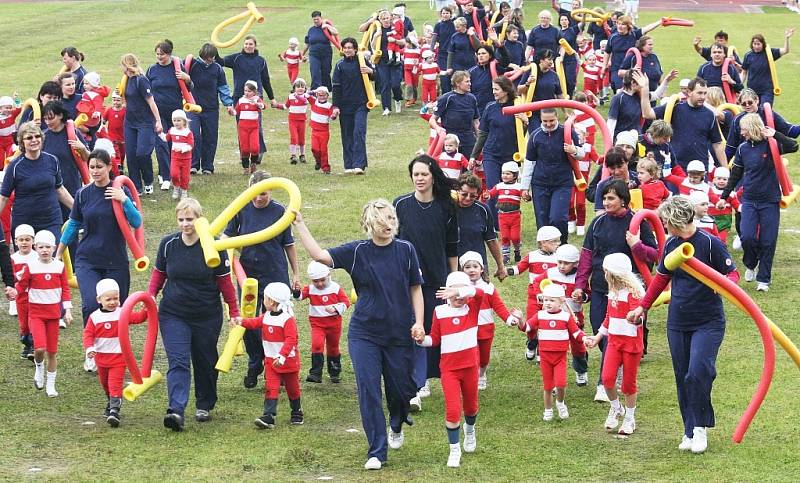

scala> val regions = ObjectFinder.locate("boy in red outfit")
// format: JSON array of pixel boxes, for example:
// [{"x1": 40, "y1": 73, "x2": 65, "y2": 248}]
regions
[
  {"x1": 162, "y1": 109, "x2": 194, "y2": 200},
  {"x1": 11, "y1": 224, "x2": 36, "y2": 361},
  {"x1": 307, "y1": 86, "x2": 339, "y2": 174},
  {"x1": 235, "y1": 80, "x2": 266, "y2": 174},
  {"x1": 101, "y1": 92, "x2": 126, "y2": 172},
  {"x1": 0, "y1": 95, "x2": 22, "y2": 155}
]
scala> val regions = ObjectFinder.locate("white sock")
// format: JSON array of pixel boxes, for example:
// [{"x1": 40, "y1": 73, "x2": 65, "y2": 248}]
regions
[
  {"x1": 46, "y1": 371, "x2": 57, "y2": 389},
  {"x1": 464, "y1": 423, "x2": 475, "y2": 434},
  {"x1": 450, "y1": 442, "x2": 461, "y2": 451},
  {"x1": 610, "y1": 399, "x2": 622, "y2": 411},
  {"x1": 34, "y1": 361, "x2": 44, "y2": 379},
  {"x1": 626, "y1": 406, "x2": 637, "y2": 418}
]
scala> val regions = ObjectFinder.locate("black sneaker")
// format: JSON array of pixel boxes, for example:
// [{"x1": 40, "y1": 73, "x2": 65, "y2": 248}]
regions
[
  {"x1": 244, "y1": 365, "x2": 262, "y2": 389},
  {"x1": 107, "y1": 410, "x2": 120, "y2": 428},
  {"x1": 104, "y1": 402, "x2": 111, "y2": 417},
  {"x1": 163, "y1": 412, "x2": 184, "y2": 432},
  {"x1": 255, "y1": 414, "x2": 275, "y2": 429},
  {"x1": 290, "y1": 155, "x2": 298, "y2": 165},
  {"x1": 314, "y1": 161, "x2": 321, "y2": 171},
  {"x1": 299, "y1": 154, "x2": 306, "y2": 164},
  {"x1": 503, "y1": 254, "x2": 510, "y2": 265},
  {"x1": 514, "y1": 250, "x2": 522, "y2": 263},
  {"x1": 195, "y1": 409, "x2": 211, "y2": 422},
  {"x1": 330, "y1": 374, "x2": 341, "y2": 384},
  {"x1": 306, "y1": 373, "x2": 322, "y2": 383},
  {"x1": 290, "y1": 410, "x2": 304, "y2": 425}
]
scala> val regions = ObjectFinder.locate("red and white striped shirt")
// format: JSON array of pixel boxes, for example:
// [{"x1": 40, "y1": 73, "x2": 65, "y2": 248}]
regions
[
  {"x1": 661, "y1": 174, "x2": 720, "y2": 204},
  {"x1": 308, "y1": 96, "x2": 336, "y2": 131},
  {"x1": 535, "y1": 267, "x2": 582, "y2": 313},
  {"x1": 241, "y1": 310, "x2": 300, "y2": 373},
  {"x1": 299, "y1": 281, "x2": 350, "y2": 324},
  {"x1": 235, "y1": 96, "x2": 265, "y2": 127},
  {"x1": 523, "y1": 309, "x2": 584, "y2": 352},
  {"x1": 82, "y1": 307, "x2": 124, "y2": 366},
  {"x1": 277, "y1": 93, "x2": 311, "y2": 121},
  {"x1": 708, "y1": 185, "x2": 740, "y2": 216},
  {"x1": 599, "y1": 289, "x2": 643, "y2": 353},
  {"x1": 404, "y1": 47, "x2": 421, "y2": 68},
  {"x1": 487, "y1": 182, "x2": 525, "y2": 211},
  {"x1": 283, "y1": 48, "x2": 302, "y2": 65},
  {"x1": 166, "y1": 127, "x2": 194, "y2": 154},
  {"x1": 581, "y1": 61, "x2": 602, "y2": 82},
  {"x1": 0, "y1": 107, "x2": 22, "y2": 148},
  {"x1": 424, "y1": 288, "x2": 484, "y2": 371},
  {"x1": 420, "y1": 61, "x2": 440, "y2": 81},
  {"x1": 511, "y1": 250, "x2": 559, "y2": 284},
  {"x1": 437, "y1": 150, "x2": 469, "y2": 179},
  {"x1": 76, "y1": 86, "x2": 110, "y2": 127},
  {"x1": 15, "y1": 258, "x2": 72, "y2": 319},
  {"x1": 474, "y1": 279, "x2": 512, "y2": 339},
  {"x1": 11, "y1": 250, "x2": 36, "y2": 304}
]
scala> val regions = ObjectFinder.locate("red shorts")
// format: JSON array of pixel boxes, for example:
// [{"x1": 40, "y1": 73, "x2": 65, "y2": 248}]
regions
[
  {"x1": 264, "y1": 364, "x2": 301, "y2": 400},
  {"x1": 477, "y1": 334, "x2": 493, "y2": 368},
  {"x1": 602, "y1": 343, "x2": 642, "y2": 394},
  {"x1": 539, "y1": 350, "x2": 567, "y2": 391},
  {"x1": 97, "y1": 364, "x2": 126, "y2": 398},
  {"x1": 441, "y1": 365, "x2": 479, "y2": 423},
  {"x1": 29, "y1": 317, "x2": 59, "y2": 353}
]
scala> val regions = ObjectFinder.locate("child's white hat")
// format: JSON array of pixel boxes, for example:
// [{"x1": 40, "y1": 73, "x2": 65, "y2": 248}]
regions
[
  {"x1": 244, "y1": 80, "x2": 258, "y2": 90},
  {"x1": 555, "y1": 244, "x2": 580, "y2": 263},
  {"x1": 679, "y1": 78, "x2": 691, "y2": 88},
  {"x1": 94, "y1": 138, "x2": 116, "y2": 158},
  {"x1": 459, "y1": 251, "x2": 484, "y2": 268},
  {"x1": 392, "y1": 6, "x2": 404, "y2": 16},
  {"x1": 686, "y1": 160, "x2": 706, "y2": 172},
  {"x1": 315, "y1": 86, "x2": 330, "y2": 94},
  {"x1": 688, "y1": 190, "x2": 709, "y2": 205},
  {"x1": 264, "y1": 282, "x2": 294, "y2": 315},
  {"x1": 614, "y1": 129, "x2": 638, "y2": 148},
  {"x1": 84, "y1": 72, "x2": 102, "y2": 88},
  {"x1": 171, "y1": 109, "x2": 188, "y2": 121},
  {"x1": 307, "y1": 261, "x2": 330, "y2": 280},
  {"x1": 111, "y1": 90, "x2": 123, "y2": 99},
  {"x1": 713, "y1": 166, "x2": 730, "y2": 178},
  {"x1": 501, "y1": 161, "x2": 520, "y2": 173},
  {"x1": 0, "y1": 96, "x2": 13, "y2": 107},
  {"x1": 288, "y1": 37, "x2": 299, "y2": 45},
  {"x1": 14, "y1": 224, "x2": 34, "y2": 238},
  {"x1": 542, "y1": 283, "x2": 566, "y2": 298},
  {"x1": 96, "y1": 278, "x2": 120, "y2": 297},
  {"x1": 421, "y1": 50, "x2": 434, "y2": 59},
  {"x1": 536, "y1": 226, "x2": 561, "y2": 242},
  {"x1": 33, "y1": 230, "x2": 56, "y2": 247},
  {"x1": 445, "y1": 271, "x2": 471, "y2": 287},
  {"x1": 602, "y1": 253, "x2": 632, "y2": 276}
]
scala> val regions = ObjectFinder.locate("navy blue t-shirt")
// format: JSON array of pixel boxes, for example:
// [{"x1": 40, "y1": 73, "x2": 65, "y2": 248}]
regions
[
  {"x1": 587, "y1": 22, "x2": 608, "y2": 51},
  {"x1": 457, "y1": 201, "x2": 496, "y2": 267},
  {"x1": 332, "y1": 56, "x2": 369, "y2": 110},
  {"x1": 606, "y1": 28, "x2": 643, "y2": 86},
  {"x1": 43, "y1": 127, "x2": 84, "y2": 197},
  {"x1": 329, "y1": 239, "x2": 423, "y2": 346},
  {"x1": 155, "y1": 233, "x2": 231, "y2": 320},
  {"x1": 533, "y1": 69, "x2": 562, "y2": 102},
  {"x1": 448, "y1": 32, "x2": 477, "y2": 71},
  {"x1": 147, "y1": 62, "x2": 184, "y2": 115},
  {"x1": 526, "y1": 125, "x2": 578, "y2": 188},
  {"x1": 467, "y1": 63, "x2": 494, "y2": 113},
  {"x1": 434, "y1": 20, "x2": 456, "y2": 67},
  {"x1": 657, "y1": 229, "x2": 734, "y2": 329},
  {"x1": 223, "y1": 200, "x2": 293, "y2": 283},
  {"x1": 123, "y1": 75, "x2": 155, "y2": 128},
  {"x1": 654, "y1": 102, "x2": 722, "y2": 171},
  {"x1": 70, "y1": 182, "x2": 135, "y2": 269},
  {"x1": 621, "y1": 52, "x2": 662, "y2": 90},
  {"x1": 560, "y1": 25, "x2": 580, "y2": 54},
  {"x1": 480, "y1": 100, "x2": 517, "y2": 159},
  {"x1": 742, "y1": 48, "x2": 782, "y2": 94},
  {"x1": 696, "y1": 61, "x2": 741, "y2": 91},
  {"x1": 189, "y1": 60, "x2": 231, "y2": 112},
  {"x1": 503, "y1": 40, "x2": 526, "y2": 67},
  {"x1": 734, "y1": 140, "x2": 782, "y2": 203},
  {"x1": 608, "y1": 91, "x2": 643, "y2": 138},
  {"x1": 436, "y1": 91, "x2": 479, "y2": 138},
  {"x1": 527, "y1": 25, "x2": 560, "y2": 59},
  {"x1": 726, "y1": 108, "x2": 798, "y2": 155},
  {"x1": 305, "y1": 25, "x2": 332, "y2": 56},
  {"x1": 219, "y1": 50, "x2": 274, "y2": 100},
  {"x1": 61, "y1": 94, "x2": 80, "y2": 119},
  {"x1": 1, "y1": 152, "x2": 64, "y2": 229}
]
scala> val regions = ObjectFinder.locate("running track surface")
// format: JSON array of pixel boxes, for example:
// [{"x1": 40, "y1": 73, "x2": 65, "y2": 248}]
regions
[{"x1": 616, "y1": 0, "x2": 787, "y2": 13}]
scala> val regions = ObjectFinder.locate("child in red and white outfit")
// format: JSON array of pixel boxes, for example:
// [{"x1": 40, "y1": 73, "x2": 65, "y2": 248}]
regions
[
  {"x1": 437, "y1": 134, "x2": 469, "y2": 181},
  {"x1": 420, "y1": 102, "x2": 438, "y2": 149},
  {"x1": 387, "y1": 8, "x2": 406, "y2": 65},
  {"x1": 419, "y1": 50, "x2": 440, "y2": 103},
  {"x1": 0, "y1": 95, "x2": 22, "y2": 155},
  {"x1": 235, "y1": 80, "x2": 266, "y2": 174},
  {"x1": 507, "y1": 225, "x2": 561, "y2": 361},
  {"x1": 689, "y1": 190, "x2": 719, "y2": 238},
  {"x1": 161, "y1": 109, "x2": 194, "y2": 201},
  {"x1": 297, "y1": 261, "x2": 349, "y2": 384},
  {"x1": 276, "y1": 78, "x2": 311, "y2": 165},
  {"x1": 459, "y1": 252, "x2": 520, "y2": 391},
  {"x1": 636, "y1": 157, "x2": 671, "y2": 210},
  {"x1": 101, "y1": 92, "x2": 126, "y2": 172},
  {"x1": 279, "y1": 37, "x2": 303, "y2": 83},
  {"x1": 403, "y1": 37, "x2": 421, "y2": 106},
  {"x1": 580, "y1": 51, "x2": 603, "y2": 97},
  {"x1": 662, "y1": 159, "x2": 719, "y2": 203},
  {"x1": 518, "y1": 283, "x2": 585, "y2": 422},
  {"x1": 487, "y1": 161, "x2": 525, "y2": 264},
  {"x1": 584, "y1": 253, "x2": 644, "y2": 435},
  {"x1": 11, "y1": 224, "x2": 36, "y2": 361},
  {"x1": 75, "y1": 71, "x2": 110, "y2": 131},
  {"x1": 308, "y1": 86, "x2": 338, "y2": 174},
  {"x1": 414, "y1": 271, "x2": 488, "y2": 468},
  {"x1": 83, "y1": 278, "x2": 144, "y2": 427},
  {"x1": 708, "y1": 166, "x2": 740, "y2": 243},
  {"x1": 596, "y1": 43, "x2": 611, "y2": 102},
  {"x1": 237, "y1": 282, "x2": 303, "y2": 428},
  {"x1": 16, "y1": 230, "x2": 73, "y2": 398}
]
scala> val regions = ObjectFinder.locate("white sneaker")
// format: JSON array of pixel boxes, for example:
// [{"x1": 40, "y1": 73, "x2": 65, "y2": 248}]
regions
[
  {"x1": 604, "y1": 405, "x2": 624, "y2": 430},
  {"x1": 394, "y1": 100, "x2": 402, "y2": 113},
  {"x1": 542, "y1": 408, "x2": 554, "y2": 421},
  {"x1": 34, "y1": 363, "x2": 44, "y2": 390},
  {"x1": 576, "y1": 225, "x2": 586, "y2": 236},
  {"x1": 619, "y1": 416, "x2": 636, "y2": 435},
  {"x1": 160, "y1": 180, "x2": 171, "y2": 191},
  {"x1": 463, "y1": 427, "x2": 477, "y2": 453},
  {"x1": 477, "y1": 375, "x2": 487, "y2": 390},
  {"x1": 144, "y1": 184, "x2": 154, "y2": 195},
  {"x1": 567, "y1": 221, "x2": 576, "y2": 234},
  {"x1": 59, "y1": 318, "x2": 66, "y2": 328},
  {"x1": 388, "y1": 429, "x2": 404, "y2": 449},
  {"x1": 364, "y1": 457, "x2": 382, "y2": 470},
  {"x1": 45, "y1": 371, "x2": 58, "y2": 397},
  {"x1": 756, "y1": 282, "x2": 770, "y2": 292},
  {"x1": 344, "y1": 169, "x2": 354, "y2": 174},
  {"x1": 678, "y1": 435, "x2": 694, "y2": 451},
  {"x1": 556, "y1": 401, "x2": 569, "y2": 420},
  {"x1": 744, "y1": 268, "x2": 756, "y2": 282},
  {"x1": 691, "y1": 427, "x2": 708, "y2": 454},
  {"x1": 353, "y1": 167, "x2": 364, "y2": 175},
  {"x1": 158, "y1": 175, "x2": 163, "y2": 185},
  {"x1": 418, "y1": 380, "x2": 431, "y2": 398},
  {"x1": 447, "y1": 443, "x2": 462, "y2": 467},
  {"x1": 410, "y1": 395, "x2": 422, "y2": 412},
  {"x1": 525, "y1": 348, "x2": 536, "y2": 361},
  {"x1": 575, "y1": 372, "x2": 588, "y2": 387},
  {"x1": 382, "y1": 108, "x2": 391, "y2": 116},
  {"x1": 172, "y1": 186, "x2": 180, "y2": 200},
  {"x1": 594, "y1": 385, "x2": 610, "y2": 403},
  {"x1": 83, "y1": 356, "x2": 97, "y2": 373},
  {"x1": 732, "y1": 235, "x2": 742, "y2": 250},
  {"x1": 180, "y1": 189, "x2": 188, "y2": 199}
]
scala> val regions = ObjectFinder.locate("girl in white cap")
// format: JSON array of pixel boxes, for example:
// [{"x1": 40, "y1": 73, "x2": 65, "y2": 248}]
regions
[
  {"x1": 584, "y1": 253, "x2": 644, "y2": 435},
  {"x1": 16, "y1": 230, "x2": 72, "y2": 397},
  {"x1": 279, "y1": 37, "x2": 303, "y2": 83},
  {"x1": 162, "y1": 109, "x2": 194, "y2": 200},
  {"x1": 275, "y1": 78, "x2": 311, "y2": 165},
  {"x1": 296, "y1": 260, "x2": 350, "y2": 383},
  {"x1": 76, "y1": 71, "x2": 110, "y2": 131},
  {"x1": 707, "y1": 166, "x2": 739, "y2": 243},
  {"x1": 235, "y1": 282, "x2": 303, "y2": 428},
  {"x1": 689, "y1": 191, "x2": 719, "y2": 238},
  {"x1": 662, "y1": 159, "x2": 720, "y2": 202},
  {"x1": 486, "y1": 161, "x2": 525, "y2": 264},
  {"x1": 11, "y1": 224, "x2": 36, "y2": 361}
]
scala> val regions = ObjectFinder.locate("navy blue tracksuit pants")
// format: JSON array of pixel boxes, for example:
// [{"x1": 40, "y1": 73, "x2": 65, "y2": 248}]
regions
[
  {"x1": 309, "y1": 52, "x2": 332, "y2": 90},
  {"x1": 531, "y1": 183, "x2": 572, "y2": 244},
  {"x1": 349, "y1": 336, "x2": 416, "y2": 462},
  {"x1": 190, "y1": 110, "x2": 220, "y2": 173},
  {"x1": 376, "y1": 63, "x2": 403, "y2": 109},
  {"x1": 667, "y1": 324, "x2": 725, "y2": 437},
  {"x1": 124, "y1": 124, "x2": 156, "y2": 191},
  {"x1": 740, "y1": 200, "x2": 779, "y2": 284},
  {"x1": 154, "y1": 111, "x2": 174, "y2": 182},
  {"x1": 339, "y1": 106, "x2": 368, "y2": 170}
]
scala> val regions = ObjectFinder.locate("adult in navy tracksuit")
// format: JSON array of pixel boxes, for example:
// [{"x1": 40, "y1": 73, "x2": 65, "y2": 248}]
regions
[
  {"x1": 447, "y1": 17, "x2": 479, "y2": 74},
  {"x1": 631, "y1": 196, "x2": 738, "y2": 453},
  {"x1": 188, "y1": 43, "x2": 235, "y2": 174},
  {"x1": 525, "y1": 10, "x2": 559, "y2": 61},
  {"x1": 148, "y1": 39, "x2": 192, "y2": 188},
  {"x1": 618, "y1": 36, "x2": 663, "y2": 98},
  {"x1": 603, "y1": 15, "x2": 661, "y2": 91},
  {"x1": 574, "y1": 180, "x2": 657, "y2": 393},
  {"x1": 720, "y1": 113, "x2": 798, "y2": 289},
  {"x1": 435, "y1": 70, "x2": 480, "y2": 157},
  {"x1": 432, "y1": 6, "x2": 456, "y2": 93},
  {"x1": 217, "y1": 34, "x2": 277, "y2": 160},
  {"x1": 57, "y1": 149, "x2": 140, "y2": 324},
  {"x1": 724, "y1": 88, "x2": 800, "y2": 160},
  {"x1": 332, "y1": 38, "x2": 373, "y2": 173},
  {"x1": 223, "y1": 171, "x2": 301, "y2": 388},
  {"x1": 60, "y1": 46, "x2": 88, "y2": 95},
  {"x1": 558, "y1": 14, "x2": 581, "y2": 98},
  {"x1": 742, "y1": 30, "x2": 794, "y2": 107},
  {"x1": 41, "y1": 102, "x2": 88, "y2": 219},
  {"x1": 468, "y1": 43, "x2": 510, "y2": 113},
  {"x1": 120, "y1": 53, "x2": 162, "y2": 194},
  {"x1": 304, "y1": 11, "x2": 335, "y2": 90},
  {"x1": 457, "y1": 1, "x2": 487, "y2": 40},
  {"x1": 293, "y1": 200, "x2": 423, "y2": 470},
  {"x1": 359, "y1": 10, "x2": 404, "y2": 113},
  {"x1": 17, "y1": 81, "x2": 61, "y2": 131},
  {"x1": 394, "y1": 155, "x2": 459, "y2": 391},
  {"x1": 0, "y1": 123, "x2": 73, "y2": 243},
  {"x1": 521, "y1": 50, "x2": 563, "y2": 133},
  {"x1": 456, "y1": 173, "x2": 505, "y2": 276},
  {"x1": 520, "y1": 108, "x2": 584, "y2": 243},
  {"x1": 587, "y1": 17, "x2": 610, "y2": 52},
  {"x1": 607, "y1": 70, "x2": 650, "y2": 140},
  {"x1": 500, "y1": 25, "x2": 526, "y2": 70},
  {"x1": 696, "y1": 44, "x2": 742, "y2": 95},
  {"x1": 147, "y1": 198, "x2": 240, "y2": 431}
]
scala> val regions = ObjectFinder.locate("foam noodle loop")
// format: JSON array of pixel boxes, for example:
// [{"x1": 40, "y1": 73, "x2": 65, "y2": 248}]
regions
[
  {"x1": 74, "y1": 113, "x2": 89, "y2": 129},
  {"x1": 65, "y1": 120, "x2": 90, "y2": 185},
  {"x1": 570, "y1": 8, "x2": 611, "y2": 26},
  {"x1": 559, "y1": 38, "x2": 576, "y2": 57},
  {"x1": 662, "y1": 94, "x2": 680, "y2": 124},
  {"x1": 762, "y1": 102, "x2": 800, "y2": 206},
  {"x1": 357, "y1": 51, "x2": 379, "y2": 110},
  {"x1": 112, "y1": 176, "x2": 149, "y2": 271},
  {"x1": 19, "y1": 98, "x2": 41, "y2": 122},
  {"x1": 504, "y1": 64, "x2": 531, "y2": 81},
  {"x1": 555, "y1": 58, "x2": 567, "y2": 99},
  {"x1": 116, "y1": 75, "x2": 128, "y2": 101},
  {"x1": 721, "y1": 57, "x2": 736, "y2": 103},
  {"x1": 628, "y1": 209, "x2": 666, "y2": 286},
  {"x1": 625, "y1": 47, "x2": 642, "y2": 70},
  {"x1": 173, "y1": 57, "x2": 202, "y2": 113},
  {"x1": 231, "y1": 253, "x2": 259, "y2": 318},
  {"x1": 522, "y1": 72, "x2": 537, "y2": 117},
  {"x1": 322, "y1": 20, "x2": 342, "y2": 52},
  {"x1": 562, "y1": 117, "x2": 587, "y2": 191},
  {"x1": 427, "y1": 117, "x2": 446, "y2": 157},
  {"x1": 716, "y1": 103, "x2": 742, "y2": 117},
  {"x1": 662, "y1": 242, "x2": 775, "y2": 443},
  {"x1": 211, "y1": 2, "x2": 265, "y2": 49},
  {"x1": 119, "y1": 291, "x2": 162, "y2": 401},
  {"x1": 195, "y1": 177, "x2": 301, "y2": 268},
  {"x1": 765, "y1": 44, "x2": 782, "y2": 96},
  {"x1": 359, "y1": 17, "x2": 379, "y2": 51},
  {"x1": 216, "y1": 325, "x2": 247, "y2": 373},
  {"x1": 660, "y1": 16, "x2": 694, "y2": 27}
]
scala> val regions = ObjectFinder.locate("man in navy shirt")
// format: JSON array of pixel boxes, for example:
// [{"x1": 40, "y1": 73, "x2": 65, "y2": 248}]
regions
[{"x1": 692, "y1": 31, "x2": 741, "y2": 67}]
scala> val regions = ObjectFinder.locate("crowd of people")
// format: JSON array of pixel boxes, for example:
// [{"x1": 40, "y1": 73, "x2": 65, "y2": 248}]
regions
[{"x1": 2, "y1": 0, "x2": 799, "y2": 472}]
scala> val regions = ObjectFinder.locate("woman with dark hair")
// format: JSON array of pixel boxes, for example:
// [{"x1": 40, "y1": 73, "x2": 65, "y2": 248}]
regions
[
  {"x1": 558, "y1": 12, "x2": 581, "y2": 98},
  {"x1": 18, "y1": 81, "x2": 62, "y2": 129},
  {"x1": 521, "y1": 49, "x2": 563, "y2": 132},
  {"x1": 303, "y1": 10, "x2": 337, "y2": 90},
  {"x1": 619, "y1": 35, "x2": 675, "y2": 102},
  {"x1": 331, "y1": 37, "x2": 374, "y2": 174},
  {"x1": 394, "y1": 155, "x2": 459, "y2": 409},
  {"x1": 573, "y1": 179, "x2": 657, "y2": 402},
  {"x1": 60, "y1": 46, "x2": 88, "y2": 95},
  {"x1": 467, "y1": 39, "x2": 511, "y2": 112},
  {"x1": 602, "y1": 15, "x2": 662, "y2": 92},
  {"x1": 455, "y1": 173, "x2": 505, "y2": 277},
  {"x1": 435, "y1": 70, "x2": 480, "y2": 157},
  {"x1": 56, "y1": 72, "x2": 80, "y2": 118},
  {"x1": 742, "y1": 29, "x2": 795, "y2": 106},
  {"x1": 358, "y1": 9, "x2": 405, "y2": 115},
  {"x1": 41, "y1": 101, "x2": 88, "y2": 219},
  {"x1": 607, "y1": 70, "x2": 651, "y2": 140},
  {"x1": 187, "y1": 43, "x2": 235, "y2": 174}
]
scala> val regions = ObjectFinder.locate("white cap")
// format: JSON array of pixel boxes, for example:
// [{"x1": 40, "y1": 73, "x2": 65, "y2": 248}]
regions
[
  {"x1": 445, "y1": 271, "x2": 471, "y2": 287},
  {"x1": 679, "y1": 78, "x2": 691, "y2": 88},
  {"x1": 686, "y1": 160, "x2": 706, "y2": 173},
  {"x1": 111, "y1": 90, "x2": 123, "y2": 99},
  {"x1": 172, "y1": 109, "x2": 188, "y2": 121},
  {"x1": 713, "y1": 166, "x2": 730, "y2": 178},
  {"x1": 501, "y1": 161, "x2": 520, "y2": 173},
  {"x1": 602, "y1": 253, "x2": 632, "y2": 276},
  {"x1": 264, "y1": 282, "x2": 294, "y2": 315},
  {"x1": 84, "y1": 71, "x2": 101, "y2": 88},
  {"x1": 96, "y1": 278, "x2": 120, "y2": 297},
  {"x1": 392, "y1": 6, "x2": 404, "y2": 15},
  {"x1": 294, "y1": 77, "x2": 307, "y2": 86},
  {"x1": 459, "y1": 251, "x2": 484, "y2": 269},
  {"x1": 421, "y1": 50, "x2": 434, "y2": 59},
  {"x1": 33, "y1": 230, "x2": 56, "y2": 247},
  {"x1": 14, "y1": 224, "x2": 34, "y2": 238},
  {"x1": 94, "y1": 137, "x2": 115, "y2": 158},
  {"x1": 542, "y1": 283, "x2": 566, "y2": 298},
  {"x1": 307, "y1": 261, "x2": 330, "y2": 280},
  {"x1": 689, "y1": 190, "x2": 710, "y2": 205},
  {"x1": 555, "y1": 244, "x2": 580, "y2": 263},
  {"x1": 615, "y1": 129, "x2": 638, "y2": 148},
  {"x1": 245, "y1": 80, "x2": 258, "y2": 91},
  {"x1": 315, "y1": 86, "x2": 329, "y2": 94},
  {"x1": 536, "y1": 226, "x2": 561, "y2": 242},
  {"x1": 0, "y1": 96, "x2": 13, "y2": 107},
  {"x1": 289, "y1": 37, "x2": 299, "y2": 45}
]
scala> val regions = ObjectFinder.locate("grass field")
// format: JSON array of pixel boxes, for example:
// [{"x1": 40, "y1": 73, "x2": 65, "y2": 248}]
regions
[{"x1": 1, "y1": 0, "x2": 799, "y2": 480}]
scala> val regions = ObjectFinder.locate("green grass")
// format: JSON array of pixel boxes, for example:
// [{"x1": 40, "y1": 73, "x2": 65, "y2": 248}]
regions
[{"x1": 1, "y1": 0, "x2": 799, "y2": 480}]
